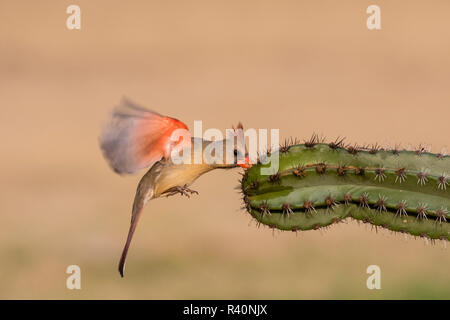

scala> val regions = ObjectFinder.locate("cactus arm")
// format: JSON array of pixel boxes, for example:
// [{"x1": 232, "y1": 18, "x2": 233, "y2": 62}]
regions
[{"x1": 242, "y1": 142, "x2": 450, "y2": 240}]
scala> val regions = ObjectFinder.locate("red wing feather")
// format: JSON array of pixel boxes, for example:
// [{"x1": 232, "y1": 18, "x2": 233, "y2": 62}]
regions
[{"x1": 100, "y1": 98, "x2": 190, "y2": 174}]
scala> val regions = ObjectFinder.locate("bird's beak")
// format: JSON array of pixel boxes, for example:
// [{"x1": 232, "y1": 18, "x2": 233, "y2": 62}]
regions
[{"x1": 238, "y1": 156, "x2": 252, "y2": 169}]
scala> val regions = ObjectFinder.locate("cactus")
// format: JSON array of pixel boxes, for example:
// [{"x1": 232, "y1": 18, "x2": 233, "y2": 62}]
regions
[{"x1": 241, "y1": 137, "x2": 450, "y2": 240}]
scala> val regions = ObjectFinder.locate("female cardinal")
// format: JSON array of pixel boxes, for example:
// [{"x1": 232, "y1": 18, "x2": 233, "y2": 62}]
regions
[{"x1": 100, "y1": 98, "x2": 251, "y2": 277}]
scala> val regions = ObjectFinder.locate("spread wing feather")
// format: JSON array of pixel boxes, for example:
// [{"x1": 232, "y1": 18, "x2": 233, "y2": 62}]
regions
[{"x1": 100, "y1": 98, "x2": 190, "y2": 174}]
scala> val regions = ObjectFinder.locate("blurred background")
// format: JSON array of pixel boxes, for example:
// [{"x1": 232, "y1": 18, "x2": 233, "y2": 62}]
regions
[{"x1": 1, "y1": 0, "x2": 450, "y2": 299}]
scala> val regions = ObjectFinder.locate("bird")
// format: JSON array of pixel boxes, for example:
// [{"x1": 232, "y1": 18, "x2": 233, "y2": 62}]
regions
[{"x1": 99, "y1": 98, "x2": 251, "y2": 277}]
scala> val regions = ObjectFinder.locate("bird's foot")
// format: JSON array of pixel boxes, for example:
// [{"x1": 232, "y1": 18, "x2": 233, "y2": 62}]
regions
[{"x1": 164, "y1": 185, "x2": 199, "y2": 198}]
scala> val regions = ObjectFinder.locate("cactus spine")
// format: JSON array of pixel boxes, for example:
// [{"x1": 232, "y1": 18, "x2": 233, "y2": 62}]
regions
[{"x1": 241, "y1": 139, "x2": 450, "y2": 240}]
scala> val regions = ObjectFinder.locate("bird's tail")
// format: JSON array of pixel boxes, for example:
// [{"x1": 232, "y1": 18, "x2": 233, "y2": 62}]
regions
[
  {"x1": 118, "y1": 208, "x2": 142, "y2": 277},
  {"x1": 118, "y1": 179, "x2": 152, "y2": 277}
]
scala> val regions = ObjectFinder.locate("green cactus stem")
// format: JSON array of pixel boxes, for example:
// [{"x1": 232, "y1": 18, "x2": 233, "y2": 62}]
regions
[{"x1": 241, "y1": 140, "x2": 450, "y2": 240}]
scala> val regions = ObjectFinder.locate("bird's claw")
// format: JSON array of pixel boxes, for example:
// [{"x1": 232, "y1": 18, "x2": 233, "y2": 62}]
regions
[{"x1": 164, "y1": 185, "x2": 199, "y2": 198}]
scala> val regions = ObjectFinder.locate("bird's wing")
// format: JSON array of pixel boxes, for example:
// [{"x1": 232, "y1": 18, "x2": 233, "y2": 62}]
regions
[{"x1": 100, "y1": 98, "x2": 191, "y2": 174}]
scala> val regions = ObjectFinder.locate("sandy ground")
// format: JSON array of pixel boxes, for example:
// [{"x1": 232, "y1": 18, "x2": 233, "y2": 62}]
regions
[{"x1": 1, "y1": 0, "x2": 450, "y2": 299}]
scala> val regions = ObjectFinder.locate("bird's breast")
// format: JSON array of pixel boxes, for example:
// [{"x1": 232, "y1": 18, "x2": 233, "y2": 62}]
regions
[{"x1": 153, "y1": 163, "x2": 214, "y2": 197}]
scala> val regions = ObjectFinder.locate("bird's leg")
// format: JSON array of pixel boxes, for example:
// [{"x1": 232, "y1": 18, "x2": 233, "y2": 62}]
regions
[{"x1": 164, "y1": 185, "x2": 199, "y2": 198}]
